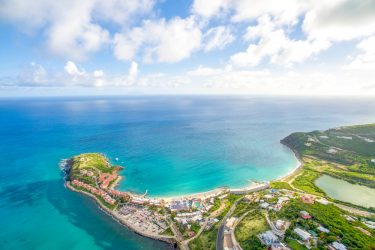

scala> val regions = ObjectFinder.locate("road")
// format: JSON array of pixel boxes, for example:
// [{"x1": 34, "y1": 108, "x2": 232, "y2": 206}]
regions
[{"x1": 216, "y1": 197, "x2": 243, "y2": 250}]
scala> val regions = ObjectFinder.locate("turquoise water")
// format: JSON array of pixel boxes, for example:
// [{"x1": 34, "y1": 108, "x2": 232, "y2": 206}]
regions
[
  {"x1": 1, "y1": 96, "x2": 375, "y2": 249},
  {"x1": 315, "y1": 175, "x2": 375, "y2": 208}
]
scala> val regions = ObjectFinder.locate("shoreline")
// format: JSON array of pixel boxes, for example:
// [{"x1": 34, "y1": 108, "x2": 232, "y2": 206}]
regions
[
  {"x1": 66, "y1": 182, "x2": 176, "y2": 245},
  {"x1": 275, "y1": 141, "x2": 304, "y2": 182},
  {"x1": 64, "y1": 139, "x2": 302, "y2": 246},
  {"x1": 117, "y1": 143, "x2": 301, "y2": 200}
]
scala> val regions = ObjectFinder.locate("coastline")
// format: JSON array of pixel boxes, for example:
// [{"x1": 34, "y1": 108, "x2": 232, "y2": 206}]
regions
[
  {"x1": 64, "y1": 139, "x2": 302, "y2": 246},
  {"x1": 275, "y1": 141, "x2": 304, "y2": 182},
  {"x1": 66, "y1": 182, "x2": 176, "y2": 245}
]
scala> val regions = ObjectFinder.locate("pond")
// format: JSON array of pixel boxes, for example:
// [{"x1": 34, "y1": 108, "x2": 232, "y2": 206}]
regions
[{"x1": 315, "y1": 175, "x2": 375, "y2": 208}]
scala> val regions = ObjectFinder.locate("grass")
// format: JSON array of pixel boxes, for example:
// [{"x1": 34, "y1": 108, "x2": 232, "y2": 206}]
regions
[
  {"x1": 286, "y1": 239, "x2": 308, "y2": 250},
  {"x1": 270, "y1": 181, "x2": 294, "y2": 190},
  {"x1": 161, "y1": 227, "x2": 174, "y2": 236},
  {"x1": 189, "y1": 223, "x2": 218, "y2": 250},
  {"x1": 235, "y1": 210, "x2": 269, "y2": 250},
  {"x1": 292, "y1": 169, "x2": 325, "y2": 196}
]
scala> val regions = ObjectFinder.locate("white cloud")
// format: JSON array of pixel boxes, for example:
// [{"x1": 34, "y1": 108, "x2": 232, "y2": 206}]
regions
[
  {"x1": 64, "y1": 61, "x2": 86, "y2": 76},
  {"x1": 127, "y1": 61, "x2": 138, "y2": 85},
  {"x1": 345, "y1": 36, "x2": 375, "y2": 70},
  {"x1": 191, "y1": 0, "x2": 229, "y2": 19},
  {"x1": 113, "y1": 16, "x2": 202, "y2": 63},
  {"x1": 203, "y1": 26, "x2": 234, "y2": 51},
  {"x1": 17, "y1": 62, "x2": 48, "y2": 86},
  {"x1": 187, "y1": 65, "x2": 224, "y2": 76},
  {"x1": 303, "y1": 0, "x2": 375, "y2": 41},
  {"x1": 230, "y1": 15, "x2": 331, "y2": 67},
  {"x1": 0, "y1": 0, "x2": 155, "y2": 60}
]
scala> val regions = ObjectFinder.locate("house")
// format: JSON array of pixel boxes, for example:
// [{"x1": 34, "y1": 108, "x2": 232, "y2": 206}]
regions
[
  {"x1": 275, "y1": 220, "x2": 289, "y2": 231},
  {"x1": 316, "y1": 198, "x2": 329, "y2": 205},
  {"x1": 301, "y1": 194, "x2": 314, "y2": 204},
  {"x1": 317, "y1": 226, "x2": 330, "y2": 233},
  {"x1": 260, "y1": 202, "x2": 270, "y2": 209},
  {"x1": 300, "y1": 211, "x2": 312, "y2": 219},
  {"x1": 294, "y1": 228, "x2": 311, "y2": 242},
  {"x1": 328, "y1": 242, "x2": 347, "y2": 250},
  {"x1": 327, "y1": 148, "x2": 338, "y2": 154},
  {"x1": 259, "y1": 231, "x2": 279, "y2": 246}
]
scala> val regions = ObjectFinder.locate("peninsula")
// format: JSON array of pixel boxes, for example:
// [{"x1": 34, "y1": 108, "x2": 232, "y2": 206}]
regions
[{"x1": 64, "y1": 124, "x2": 375, "y2": 250}]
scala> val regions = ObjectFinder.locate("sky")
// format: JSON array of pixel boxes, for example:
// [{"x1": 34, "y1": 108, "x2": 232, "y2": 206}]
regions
[{"x1": 0, "y1": 0, "x2": 375, "y2": 96}]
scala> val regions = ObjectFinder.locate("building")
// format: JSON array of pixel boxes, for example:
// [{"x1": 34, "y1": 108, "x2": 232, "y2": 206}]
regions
[
  {"x1": 260, "y1": 202, "x2": 269, "y2": 209},
  {"x1": 327, "y1": 148, "x2": 338, "y2": 154},
  {"x1": 259, "y1": 231, "x2": 279, "y2": 246},
  {"x1": 317, "y1": 225, "x2": 330, "y2": 233},
  {"x1": 294, "y1": 228, "x2": 311, "y2": 242},
  {"x1": 328, "y1": 242, "x2": 347, "y2": 250},
  {"x1": 275, "y1": 220, "x2": 289, "y2": 231},
  {"x1": 316, "y1": 198, "x2": 329, "y2": 205},
  {"x1": 301, "y1": 194, "x2": 314, "y2": 204},
  {"x1": 300, "y1": 210, "x2": 312, "y2": 219},
  {"x1": 169, "y1": 200, "x2": 190, "y2": 211}
]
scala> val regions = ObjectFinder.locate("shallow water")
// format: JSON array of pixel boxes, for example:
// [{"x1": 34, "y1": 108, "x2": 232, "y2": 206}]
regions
[
  {"x1": 315, "y1": 175, "x2": 375, "y2": 208},
  {"x1": 1, "y1": 96, "x2": 375, "y2": 249}
]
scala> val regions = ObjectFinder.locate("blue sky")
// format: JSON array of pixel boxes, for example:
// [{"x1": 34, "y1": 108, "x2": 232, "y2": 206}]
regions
[{"x1": 0, "y1": 0, "x2": 375, "y2": 96}]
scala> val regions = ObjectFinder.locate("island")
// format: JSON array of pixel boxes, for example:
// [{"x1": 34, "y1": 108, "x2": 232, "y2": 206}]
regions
[{"x1": 63, "y1": 124, "x2": 375, "y2": 250}]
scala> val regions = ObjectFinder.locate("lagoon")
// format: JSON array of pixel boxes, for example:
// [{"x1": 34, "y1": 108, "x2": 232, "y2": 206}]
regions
[{"x1": 315, "y1": 175, "x2": 375, "y2": 208}]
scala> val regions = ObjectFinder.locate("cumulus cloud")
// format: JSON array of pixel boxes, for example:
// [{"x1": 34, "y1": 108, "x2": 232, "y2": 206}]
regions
[
  {"x1": 230, "y1": 15, "x2": 330, "y2": 67},
  {"x1": 0, "y1": 61, "x2": 140, "y2": 88},
  {"x1": 345, "y1": 36, "x2": 375, "y2": 70},
  {"x1": 203, "y1": 26, "x2": 234, "y2": 51},
  {"x1": 0, "y1": 0, "x2": 155, "y2": 60},
  {"x1": 17, "y1": 62, "x2": 48, "y2": 86},
  {"x1": 113, "y1": 16, "x2": 202, "y2": 63}
]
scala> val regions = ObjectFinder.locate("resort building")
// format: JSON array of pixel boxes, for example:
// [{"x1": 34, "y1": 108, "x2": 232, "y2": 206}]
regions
[
  {"x1": 301, "y1": 194, "x2": 314, "y2": 204},
  {"x1": 258, "y1": 231, "x2": 279, "y2": 246},
  {"x1": 317, "y1": 226, "x2": 330, "y2": 233},
  {"x1": 316, "y1": 198, "x2": 329, "y2": 205},
  {"x1": 300, "y1": 211, "x2": 312, "y2": 219},
  {"x1": 328, "y1": 242, "x2": 347, "y2": 250},
  {"x1": 293, "y1": 228, "x2": 311, "y2": 242}
]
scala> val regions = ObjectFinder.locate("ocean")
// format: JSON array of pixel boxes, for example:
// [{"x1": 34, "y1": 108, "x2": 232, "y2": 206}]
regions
[{"x1": 1, "y1": 96, "x2": 375, "y2": 249}]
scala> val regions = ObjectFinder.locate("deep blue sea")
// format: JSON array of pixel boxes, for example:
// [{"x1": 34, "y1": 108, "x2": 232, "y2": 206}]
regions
[{"x1": 1, "y1": 96, "x2": 375, "y2": 249}]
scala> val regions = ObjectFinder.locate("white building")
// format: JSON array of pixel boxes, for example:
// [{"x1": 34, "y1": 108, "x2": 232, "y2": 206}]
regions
[
  {"x1": 330, "y1": 242, "x2": 347, "y2": 250},
  {"x1": 294, "y1": 228, "x2": 311, "y2": 242},
  {"x1": 259, "y1": 231, "x2": 279, "y2": 246},
  {"x1": 317, "y1": 226, "x2": 330, "y2": 233},
  {"x1": 260, "y1": 202, "x2": 269, "y2": 209},
  {"x1": 316, "y1": 198, "x2": 329, "y2": 205}
]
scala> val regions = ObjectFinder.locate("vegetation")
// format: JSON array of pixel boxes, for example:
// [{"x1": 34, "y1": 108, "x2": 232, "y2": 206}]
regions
[
  {"x1": 285, "y1": 239, "x2": 308, "y2": 250},
  {"x1": 189, "y1": 223, "x2": 218, "y2": 250},
  {"x1": 161, "y1": 227, "x2": 174, "y2": 236},
  {"x1": 292, "y1": 169, "x2": 325, "y2": 195},
  {"x1": 270, "y1": 181, "x2": 294, "y2": 190},
  {"x1": 235, "y1": 210, "x2": 268, "y2": 250},
  {"x1": 282, "y1": 124, "x2": 375, "y2": 189},
  {"x1": 277, "y1": 199, "x2": 375, "y2": 249}
]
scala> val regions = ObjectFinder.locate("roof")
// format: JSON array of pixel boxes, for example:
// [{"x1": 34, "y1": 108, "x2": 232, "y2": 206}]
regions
[
  {"x1": 294, "y1": 228, "x2": 311, "y2": 241},
  {"x1": 332, "y1": 242, "x2": 347, "y2": 250}
]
